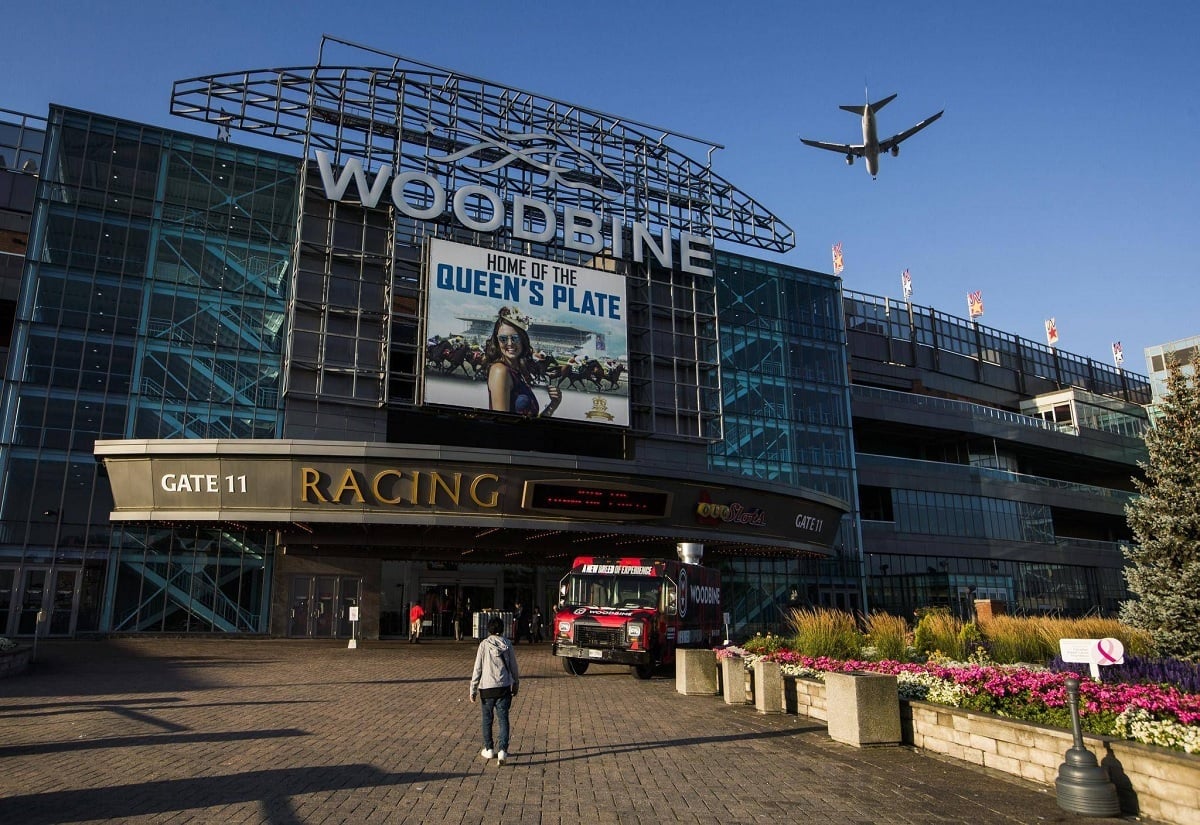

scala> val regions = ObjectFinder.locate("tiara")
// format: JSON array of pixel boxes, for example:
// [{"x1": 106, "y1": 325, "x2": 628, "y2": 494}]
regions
[{"x1": 497, "y1": 306, "x2": 531, "y2": 331}]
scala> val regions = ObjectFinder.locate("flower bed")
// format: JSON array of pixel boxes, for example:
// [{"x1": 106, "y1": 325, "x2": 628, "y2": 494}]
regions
[
  {"x1": 770, "y1": 670, "x2": 1200, "y2": 825},
  {"x1": 724, "y1": 646, "x2": 1200, "y2": 755},
  {"x1": 705, "y1": 647, "x2": 1200, "y2": 825}
]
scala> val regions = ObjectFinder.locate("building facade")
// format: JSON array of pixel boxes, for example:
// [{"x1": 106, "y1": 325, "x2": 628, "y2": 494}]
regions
[
  {"x1": 1145, "y1": 334, "x2": 1200, "y2": 411},
  {"x1": 844, "y1": 291, "x2": 1149, "y2": 618},
  {"x1": 0, "y1": 39, "x2": 1151, "y2": 641},
  {"x1": 0, "y1": 40, "x2": 853, "y2": 640}
]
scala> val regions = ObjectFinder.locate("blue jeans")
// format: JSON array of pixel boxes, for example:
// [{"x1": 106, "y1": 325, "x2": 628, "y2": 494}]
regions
[{"x1": 480, "y1": 693, "x2": 511, "y2": 752}]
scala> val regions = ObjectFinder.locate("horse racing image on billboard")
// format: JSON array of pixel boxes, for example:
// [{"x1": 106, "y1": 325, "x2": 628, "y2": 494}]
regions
[{"x1": 422, "y1": 239, "x2": 630, "y2": 426}]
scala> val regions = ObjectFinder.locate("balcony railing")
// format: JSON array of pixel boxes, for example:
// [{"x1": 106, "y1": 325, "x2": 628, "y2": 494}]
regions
[
  {"x1": 853, "y1": 385, "x2": 1061, "y2": 431},
  {"x1": 857, "y1": 453, "x2": 1135, "y2": 503}
]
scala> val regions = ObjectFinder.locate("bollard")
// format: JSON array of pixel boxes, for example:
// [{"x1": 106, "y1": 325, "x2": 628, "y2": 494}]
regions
[{"x1": 1055, "y1": 677, "x2": 1120, "y2": 817}]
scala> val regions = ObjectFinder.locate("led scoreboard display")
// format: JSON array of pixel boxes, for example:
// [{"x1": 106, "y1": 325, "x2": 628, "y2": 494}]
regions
[{"x1": 523, "y1": 481, "x2": 671, "y2": 520}]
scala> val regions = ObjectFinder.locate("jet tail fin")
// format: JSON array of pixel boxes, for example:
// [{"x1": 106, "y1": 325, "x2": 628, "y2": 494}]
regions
[{"x1": 869, "y1": 93, "x2": 898, "y2": 113}]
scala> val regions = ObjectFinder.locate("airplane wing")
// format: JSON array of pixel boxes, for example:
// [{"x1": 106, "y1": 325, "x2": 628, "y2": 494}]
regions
[
  {"x1": 799, "y1": 138, "x2": 865, "y2": 156},
  {"x1": 878, "y1": 110, "x2": 944, "y2": 153}
]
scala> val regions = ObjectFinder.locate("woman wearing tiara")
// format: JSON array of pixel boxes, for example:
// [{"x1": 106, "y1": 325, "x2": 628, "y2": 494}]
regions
[{"x1": 485, "y1": 306, "x2": 561, "y2": 418}]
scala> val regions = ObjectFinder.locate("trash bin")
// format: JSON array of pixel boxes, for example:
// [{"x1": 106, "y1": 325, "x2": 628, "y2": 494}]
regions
[{"x1": 472, "y1": 611, "x2": 514, "y2": 640}]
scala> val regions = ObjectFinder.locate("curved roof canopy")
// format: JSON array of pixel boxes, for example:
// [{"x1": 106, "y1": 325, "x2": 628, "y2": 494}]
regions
[{"x1": 170, "y1": 36, "x2": 794, "y2": 253}]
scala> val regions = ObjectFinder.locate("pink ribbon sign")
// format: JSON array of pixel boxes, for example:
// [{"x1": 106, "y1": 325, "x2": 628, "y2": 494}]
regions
[{"x1": 1096, "y1": 637, "x2": 1124, "y2": 666}]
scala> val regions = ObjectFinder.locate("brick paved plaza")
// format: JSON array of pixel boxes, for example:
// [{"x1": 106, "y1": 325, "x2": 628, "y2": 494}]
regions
[{"x1": 0, "y1": 639, "x2": 1109, "y2": 824}]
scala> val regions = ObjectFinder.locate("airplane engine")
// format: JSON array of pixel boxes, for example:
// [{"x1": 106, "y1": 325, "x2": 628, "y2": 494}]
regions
[
  {"x1": 890, "y1": 145, "x2": 900, "y2": 157},
  {"x1": 845, "y1": 155, "x2": 854, "y2": 166}
]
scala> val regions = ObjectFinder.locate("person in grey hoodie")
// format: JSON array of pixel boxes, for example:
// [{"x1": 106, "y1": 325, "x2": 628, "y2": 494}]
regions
[{"x1": 469, "y1": 616, "x2": 520, "y2": 765}]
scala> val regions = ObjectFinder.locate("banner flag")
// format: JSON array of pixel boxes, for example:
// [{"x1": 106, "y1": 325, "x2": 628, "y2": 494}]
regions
[{"x1": 967, "y1": 290, "x2": 984, "y2": 318}]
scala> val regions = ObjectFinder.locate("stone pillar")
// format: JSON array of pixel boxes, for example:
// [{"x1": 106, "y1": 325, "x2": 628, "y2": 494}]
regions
[
  {"x1": 752, "y1": 659, "x2": 782, "y2": 714},
  {"x1": 974, "y1": 599, "x2": 1007, "y2": 622},
  {"x1": 676, "y1": 649, "x2": 719, "y2": 695},
  {"x1": 721, "y1": 656, "x2": 747, "y2": 704},
  {"x1": 825, "y1": 671, "x2": 901, "y2": 747}
]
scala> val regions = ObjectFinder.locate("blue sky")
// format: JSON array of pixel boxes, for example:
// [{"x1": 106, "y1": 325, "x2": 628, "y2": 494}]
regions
[{"x1": 3, "y1": 1, "x2": 1196, "y2": 376}]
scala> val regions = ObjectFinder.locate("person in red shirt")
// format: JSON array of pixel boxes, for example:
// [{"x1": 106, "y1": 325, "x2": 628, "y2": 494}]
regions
[{"x1": 409, "y1": 602, "x2": 425, "y2": 643}]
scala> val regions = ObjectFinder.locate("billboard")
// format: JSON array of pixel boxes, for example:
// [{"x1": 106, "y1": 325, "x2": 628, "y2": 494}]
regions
[{"x1": 422, "y1": 239, "x2": 629, "y2": 426}]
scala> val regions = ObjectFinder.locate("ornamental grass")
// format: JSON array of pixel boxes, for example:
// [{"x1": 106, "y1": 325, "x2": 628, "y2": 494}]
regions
[
  {"x1": 913, "y1": 608, "x2": 965, "y2": 660},
  {"x1": 978, "y1": 614, "x2": 1154, "y2": 664},
  {"x1": 863, "y1": 611, "x2": 908, "y2": 662},
  {"x1": 785, "y1": 606, "x2": 861, "y2": 660}
]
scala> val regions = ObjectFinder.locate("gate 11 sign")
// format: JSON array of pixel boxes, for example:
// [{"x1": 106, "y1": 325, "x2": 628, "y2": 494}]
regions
[{"x1": 1058, "y1": 637, "x2": 1125, "y2": 679}]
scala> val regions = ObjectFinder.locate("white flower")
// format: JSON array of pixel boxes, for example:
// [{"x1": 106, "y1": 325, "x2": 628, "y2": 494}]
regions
[{"x1": 1114, "y1": 708, "x2": 1200, "y2": 755}]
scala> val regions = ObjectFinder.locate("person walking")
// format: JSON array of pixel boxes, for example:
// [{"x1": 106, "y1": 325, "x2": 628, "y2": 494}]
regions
[
  {"x1": 469, "y1": 616, "x2": 519, "y2": 766},
  {"x1": 409, "y1": 601, "x2": 425, "y2": 643},
  {"x1": 531, "y1": 606, "x2": 544, "y2": 643}
]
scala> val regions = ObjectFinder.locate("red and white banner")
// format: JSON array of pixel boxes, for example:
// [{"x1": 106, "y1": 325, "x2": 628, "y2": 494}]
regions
[{"x1": 967, "y1": 290, "x2": 984, "y2": 318}]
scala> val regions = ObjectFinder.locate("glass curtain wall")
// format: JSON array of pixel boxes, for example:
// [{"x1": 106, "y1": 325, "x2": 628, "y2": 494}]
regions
[
  {"x1": 711, "y1": 251, "x2": 859, "y2": 632},
  {"x1": 0, "y1": 108, "x2": 299, "y2": 634}
]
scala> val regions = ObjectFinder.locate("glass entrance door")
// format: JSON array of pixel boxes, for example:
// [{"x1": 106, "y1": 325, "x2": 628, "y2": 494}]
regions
[
  {"x1": 2, "y1": 567, "x2": 80, "y2": 638},
  {"x1": 288, "y1": 575, "x2": 361, "y2": 638},
  {"x1": 48, "y1": 569, "x2": 78, "y2": 635},
  {"x1": 0, "y1": 569, "x2": 12, "y2": 637}
]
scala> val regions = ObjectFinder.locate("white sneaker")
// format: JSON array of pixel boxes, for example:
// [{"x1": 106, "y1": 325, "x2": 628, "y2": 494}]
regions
[
  {"x1": 480, "y1": 748, "x2": 495, "y2": 760},
  {"x1": 496, "y1": 750, "x2": 507, "y2": 765}
]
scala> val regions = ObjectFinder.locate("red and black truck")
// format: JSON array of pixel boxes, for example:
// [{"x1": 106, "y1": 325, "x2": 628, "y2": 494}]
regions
[{"x1": 551, "y1": 555, "x2": 722, "y2": 679}]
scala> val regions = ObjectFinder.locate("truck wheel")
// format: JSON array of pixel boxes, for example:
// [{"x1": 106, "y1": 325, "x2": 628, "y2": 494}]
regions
[
  {"x1": 633, "y1": 664, "x2": 654, "y2": 680},
  {"x1": 562, "y1": 658, "x2": 589, "y2": 676}
]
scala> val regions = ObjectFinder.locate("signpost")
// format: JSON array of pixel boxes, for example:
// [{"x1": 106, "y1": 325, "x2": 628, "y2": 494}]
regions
[
  {"x1": 1058, "y1": 637, "x2": 1124, "y2": 679},
  {"x1": 348, "y1": 605, "x2": 359, "y2": 650}
]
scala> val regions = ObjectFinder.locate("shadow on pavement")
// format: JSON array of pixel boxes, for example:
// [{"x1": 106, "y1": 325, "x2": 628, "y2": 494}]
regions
[
  {"x1": 0, "y1": 727, "x2": 308, "y2": 758},
  {"x1": 0, "y1": 764, "x2": 455, "y2": 825}
]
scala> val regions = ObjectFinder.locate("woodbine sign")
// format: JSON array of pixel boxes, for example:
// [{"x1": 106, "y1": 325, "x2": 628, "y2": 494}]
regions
[{"x1": 315, "y1": 149, "x2": 716, "y2": 277}]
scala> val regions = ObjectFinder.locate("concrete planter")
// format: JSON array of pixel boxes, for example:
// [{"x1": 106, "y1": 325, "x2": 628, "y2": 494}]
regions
[
  {"x1": 823, "y1": 671, "x2": 901, "y2": 747},
  {"x1": 752, "y1": 659, "x2": 782, "y2": 714},
  {"x1": 720, "y1": 656, "x2": 747, "y2": 704},
  {"x1": 676, "y1": 649, "x2": 719, "y2": 695}
]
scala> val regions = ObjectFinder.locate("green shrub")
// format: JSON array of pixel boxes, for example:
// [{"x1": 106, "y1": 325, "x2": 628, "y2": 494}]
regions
[
  {"x1": 958, "y1": 621, "x2": 986, "y2": 661},
  {"x1": 863, "y1": 611, "x2": 909, "y2": 661},
  {"x1": 913, "y1": 608, "x2": 964, "y2": 660},
  {"x1": 786, "y1": 607, "x2": 862, "y2": 660},
  {"x1": 742, "y1": 632, "x2": 788, "y2": 655}
]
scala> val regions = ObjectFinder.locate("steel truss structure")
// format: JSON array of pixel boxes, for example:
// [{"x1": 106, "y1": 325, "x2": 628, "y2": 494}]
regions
[{"x1": 169, "y1": 36, "x2": 794, "y2": 254}]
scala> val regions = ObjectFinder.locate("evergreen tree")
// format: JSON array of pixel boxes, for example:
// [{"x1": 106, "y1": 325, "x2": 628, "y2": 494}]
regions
[{"x1": 1120, "y1": 351, "x2": 1200, "y2": 661}]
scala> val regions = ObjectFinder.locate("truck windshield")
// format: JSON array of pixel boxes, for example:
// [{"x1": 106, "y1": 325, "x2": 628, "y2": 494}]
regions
[{"x1": 563, "y1": 575, "x2": 661, "y2": 610}]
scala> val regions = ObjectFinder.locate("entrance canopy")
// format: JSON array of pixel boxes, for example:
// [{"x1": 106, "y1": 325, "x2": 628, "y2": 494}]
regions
[{"x1": 96, "y1": 439, "x2": 847, "y2": 560}]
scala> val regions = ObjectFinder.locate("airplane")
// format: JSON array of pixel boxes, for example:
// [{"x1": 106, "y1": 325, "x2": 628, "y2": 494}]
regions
[{"x1": 800, "y1": 92, "x2": 943, "y2": 179}]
